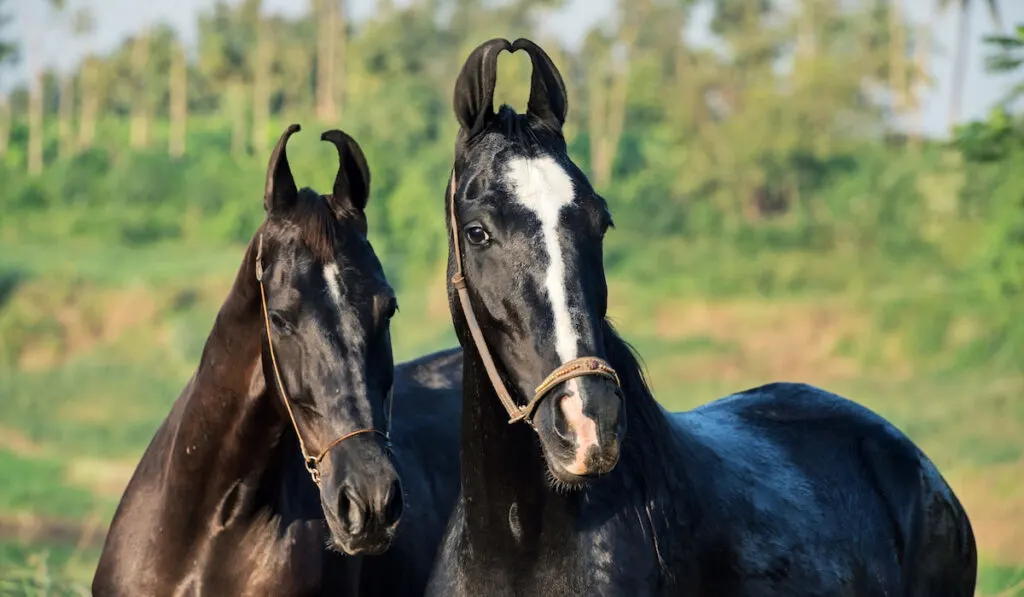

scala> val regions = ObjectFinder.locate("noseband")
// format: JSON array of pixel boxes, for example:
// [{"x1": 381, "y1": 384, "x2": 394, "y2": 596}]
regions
[
  {"x1": 255, "y1": 235, "x2": 391, "y2": 485},
  {"x1": 446, "y1": 169, "x2": 621, "y2": 426}
]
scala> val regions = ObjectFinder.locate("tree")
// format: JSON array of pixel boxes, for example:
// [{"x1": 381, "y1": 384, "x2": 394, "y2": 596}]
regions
[
  {"x1": 251, "y1": 1, "x2": 270, "y2": 155},
  {"x1": 197, "y1": 1, "x2": 257, "y2": 157},
  {"x1": 56, "y1": 7, "x2": 94, "y2": 158},
  {"x1": 314, "y1": 0, "x2": 339, "y2": 122},
  {"x1": 983, "y1": 23, "x2": 1024, "y2": 106},
  {"x1": 169, "y1": 35, "x2": 187, "y2": 158},
  {"x1": 130, "y1": 28, "x2": 152, "y2": 149},
  {"x1": 0, "y1": 0, "x2": 19, "y2": 157},
  {"x1": 586, "y1": 0, "x2": 649, "y2": 189},
  {"x1": 71, "y1": 6, "x2": 99, "y2": 150},
  {"x1": 940, "y1": 0, "x2": 1002, "y2": 133}
]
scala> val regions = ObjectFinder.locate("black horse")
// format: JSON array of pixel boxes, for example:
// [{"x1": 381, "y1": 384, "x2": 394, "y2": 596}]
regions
[
  {"x1": 93, "y1": 125, "x2": 462, "y2": 596},
  {"x1": 426, "y1": 38, "x2": 977, "y2": 596}
]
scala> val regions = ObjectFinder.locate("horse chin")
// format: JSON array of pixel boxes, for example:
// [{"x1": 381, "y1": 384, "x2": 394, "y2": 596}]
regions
[
  {"x1": 541, "y1": 452, "x2": 605, "y2": 492},
  {"x1": 545, "y1": 466, "x2": 594, "y2": 491},
  {"x1": 322, "y1": 513, "x2": 396, "y2": 557},
  {"x1": 327, "y1": 530, "x2": 394, "y2": 557},
  {"x1": 535, "y1": 420, "x2": 620, "y2": 491}
]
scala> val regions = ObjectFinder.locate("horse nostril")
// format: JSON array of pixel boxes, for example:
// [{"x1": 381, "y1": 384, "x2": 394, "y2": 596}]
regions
[
  {"x1": 340, "y1": 485, "x2": 366, "y2": 534},
  {"x1": 383, "y1": 479, "x2": 403, "y2": 527}
]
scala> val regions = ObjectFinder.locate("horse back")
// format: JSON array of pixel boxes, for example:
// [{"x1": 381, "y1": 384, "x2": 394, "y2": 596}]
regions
[{"x1": 675, "y1": 382, "x2": 976, "y2": 596}]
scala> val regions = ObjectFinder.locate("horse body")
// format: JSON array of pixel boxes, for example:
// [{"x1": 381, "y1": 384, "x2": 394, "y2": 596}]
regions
[
  {"x1": 94, "y1": 126, "x2": 463, "y2": 596},
  {"x1": 427, "y1": 38, "x2": 976, "y2": 597},
  {"x1": 431, "y1": 349, "x2": 976, "y2": 596},
  {"x1": 94, "y1": 244, "x2": 362, "y2": 597},
  {"x1": 95, "y1": 321, "x2": 462, "y2": 596},
  {"x1": 669, "y1": 381, "x2": 975, "y2": 596}
]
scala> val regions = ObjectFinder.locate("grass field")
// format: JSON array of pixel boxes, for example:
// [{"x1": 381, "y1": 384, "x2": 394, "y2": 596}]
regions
[{"x1": 0, "y1": 240, "x2": 1022, "y2": 596}]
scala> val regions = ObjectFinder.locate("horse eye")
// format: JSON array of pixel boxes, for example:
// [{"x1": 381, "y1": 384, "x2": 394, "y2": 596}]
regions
[
  {"x1": 464, "y1": 225, "x2": 490, "y2": 246},
  {"x1": 269, "y1": 312, "x2": 293, "y2": 332},
  {"x1": 385, "y1": 299, "x2": 399, "y2": 320}
]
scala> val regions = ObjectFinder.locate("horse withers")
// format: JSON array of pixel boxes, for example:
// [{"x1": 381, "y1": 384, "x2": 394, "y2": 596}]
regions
[
  {"x1": 426, "y1": 38, "x2": 977, "y2": 596},
  {"x1": 93, "y1": 125, "x2": 461, "y2": 596}
]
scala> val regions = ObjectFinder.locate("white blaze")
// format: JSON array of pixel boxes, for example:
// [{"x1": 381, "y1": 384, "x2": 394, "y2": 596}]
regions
[
  {"x1": 322, "y1": 262, "x2": 367, "y2": 412},
  {"x1": 507, "y1": 156, "x2": 599, "y2": 467},
  {"x1": 323, "y1": 262, "x2": 344, "y2": 307},
  {"x1": 505, "y1": 156, "x2": 579, "y2": 368}
]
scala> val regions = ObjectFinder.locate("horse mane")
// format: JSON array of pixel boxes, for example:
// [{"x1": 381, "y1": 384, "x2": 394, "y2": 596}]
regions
[
  {"x1": 601, "y1": 318, "x2": 679, "y2": 575},
  {"x1": 460, "y1": 104, "x2": 566, "y2": 157},
  {"x1": 285, "y1": 187, "x2": 341, "y2": 265}
]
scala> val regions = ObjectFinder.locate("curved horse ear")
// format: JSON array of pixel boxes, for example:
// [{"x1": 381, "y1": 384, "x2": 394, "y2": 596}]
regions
[
  {"x1": 454, "y1": 38, "x2": 512, "y2": 139},
  {"x1": 264, "y1": 124, "x2": 301, "y2": 214},
  {"x1": 320, "y1": 129, "x2": 371, "y2": 216},
  {"x1": 511, "y1": 38, "x2": 568, "y2": 131}
]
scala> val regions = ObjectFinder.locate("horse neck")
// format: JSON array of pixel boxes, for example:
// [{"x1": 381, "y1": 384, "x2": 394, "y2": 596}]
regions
[
  {"x1": 456, "y1": 320, "x2": 683, "y2": 555},
  {"x1": 456, "y1": 341, "x2": 579, "y2": 548},
  {"x1": 166, "y1": 239, "x2": 296, "y2": 500}
]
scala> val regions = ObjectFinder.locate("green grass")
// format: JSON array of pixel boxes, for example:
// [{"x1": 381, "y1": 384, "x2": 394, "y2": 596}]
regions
[
  {"x1": 0, "y1": 452, "x2": 101, "y2": 520},
  {"x1": 0, "y1": 241, "x2": 245, "y2": 288},
  {"x1": 978, "y1": 564, "x2": 1024, "y2": 596},
  {"x1": 0, "y1": 542, "x2": 96, "y2": 596}
]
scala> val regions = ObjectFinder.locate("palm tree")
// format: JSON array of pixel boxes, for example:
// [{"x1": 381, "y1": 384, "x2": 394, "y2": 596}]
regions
[
  {"x1": 168, "y1": 35, "x2": 188, "y2": 158},
  {"x1": 939, "y1": 0, "x2": 1002, "y2": 133},
  {"x1": 129, "y1": 28, "x2": 152, "y2": 149},
  {"x1": 0, "y1": 0, "x2": 18, "y2": 157}
]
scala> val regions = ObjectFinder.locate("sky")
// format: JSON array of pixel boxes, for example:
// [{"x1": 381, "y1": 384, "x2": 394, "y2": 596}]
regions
[{"x1": 5, "y1": 0, "x2": 1023, "y2": 138}]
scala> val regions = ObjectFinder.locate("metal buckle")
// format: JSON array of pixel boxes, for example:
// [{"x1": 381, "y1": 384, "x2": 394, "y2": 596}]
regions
[{"x1": 305, "y1": 457, "x2": 321, "y2": 485}]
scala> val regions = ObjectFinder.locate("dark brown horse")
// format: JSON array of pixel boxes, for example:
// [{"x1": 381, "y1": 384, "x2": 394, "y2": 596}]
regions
[
  {"x1": 93, "y1": 125, "x2": 463, "y2": 596},
  {"x1": 426, "y1": 38, "x2": 976, "y2": 596}
]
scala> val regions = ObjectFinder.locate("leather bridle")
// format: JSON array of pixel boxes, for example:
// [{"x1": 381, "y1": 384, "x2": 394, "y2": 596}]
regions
[
  {"x1": 446, "y1": 169, "x2": 621, "y2": 426},
  {"x1": 255, "y1": 234, "x2": 391, "y2": 486}
]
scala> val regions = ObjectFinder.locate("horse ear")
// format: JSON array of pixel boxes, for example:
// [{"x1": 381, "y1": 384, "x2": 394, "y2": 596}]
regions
[
  {"x1": 511, "y1": 38, "x2": 568, "y2": 130},
  {"x1": 321, "y1": 129, "x2": 371, "y2": 215},
  {"x1": 454, "y1": 38, "x2": 512, "y2": 138},
  {"x1": 264, "y1": 124, "x2": 301, "y2": 214}
]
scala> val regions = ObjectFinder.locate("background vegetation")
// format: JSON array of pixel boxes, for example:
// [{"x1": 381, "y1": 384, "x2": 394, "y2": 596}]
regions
[{"x1": 0, "y1": 0, "x2": 1022, "y2": 594}]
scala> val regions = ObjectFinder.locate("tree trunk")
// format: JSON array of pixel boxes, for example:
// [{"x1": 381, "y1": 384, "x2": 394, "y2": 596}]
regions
[
  {"x1": 77, "y1": 56, "x2": 99, "y2": 149},
  {"x1": 590, "y1": 21, "x2": 639, "y2": 189},
  {"x1": 909, "y1": 9, "x2": 936, "y2": 151},
  {"x1": 252, "y1": 18, "x2": 271, "y2": 156},
  {"x1": 169, "y1": 42, "x2": 187, "y2": 158},
  {"x1": 948, "y1": 2, "x2": 972, "y2": 134},
  {"x1": 130, "y1": 29, "x2": 151, "y2": 149},
  {"x1": 796, "y1": 0, "x2": 816, "y2": 61},
  {"x1": 587, "y1": 49, "x2": 609, "y2": 187},
  {"x1": 336, "y1": 0, "x2": 348, "y2": 122},
  {"x1": 228, "y1": 83, "x2": 248, "y2": 157},
  {"x1": 889, "y1": 0, "x2": 906, "y2": 122},
  {"x1": 58, "y1": 72, "x2": 74, "y2": 159},
  {"x1": 0, "y1": 96, "x2": 9, "y2": 157},
  {"x1": 315, "y1": 0, "x2": 337, "y2": 122},
  {"x1": 28, "y1": 68, "x2": 44, "y2": 176}
]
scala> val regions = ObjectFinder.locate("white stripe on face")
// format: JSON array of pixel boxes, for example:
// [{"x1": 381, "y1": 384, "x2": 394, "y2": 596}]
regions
[
  {"x1": 506, "y1": 156, "x2": 600, "y2": 464},
  {"x1": 322, "y1": 262, "x2": 367, "y2": 416},
  {"x1": 505, "y1": 156, "x2": 579, "y2": 366},
  {"x1": 323, "y1": 262, "x2": 345, "y2": 307}
]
